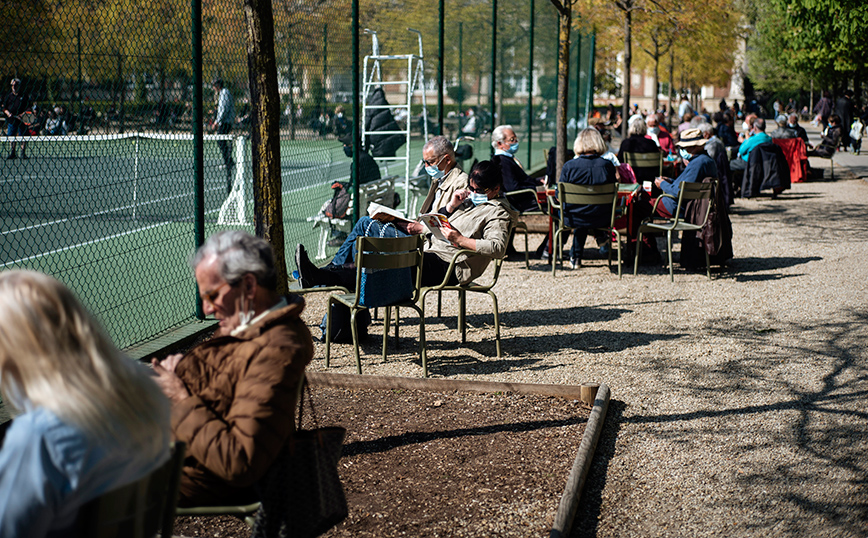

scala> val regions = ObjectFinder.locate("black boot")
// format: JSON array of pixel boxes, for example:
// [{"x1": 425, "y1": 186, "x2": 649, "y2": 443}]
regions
[
  {"x1": 6, "y1": 150, "x2": 16, "y2": 160},
  {"x1": 295, "y1": 244, "x2": 354, "y2": 289}
]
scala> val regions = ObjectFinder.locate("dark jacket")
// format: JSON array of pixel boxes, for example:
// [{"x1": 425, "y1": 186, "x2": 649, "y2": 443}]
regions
[
  {"x1": 173, "y1": 296, "x2": 314, "y2": 505},
  {"x1": 659, "y1": 153, "x2": 717, "y2": 216},
  {"x1": 364, "y1": 87, "x2": 405, "y2": 157},
  {"x1": 493, "y1": 154, "x2": 540, "y2": 213},
  {"x1": 558, "y1": 154, "x2": 616, "y2": 229},
  {"x1": 617, "y1": 135, "x2": 662, "y2": 183},
  {"x1": 742, "y1": 142, "x2": 790, "y2": 198},
  {"x1": 717, "y1": 123, "x2": 739, "y2": 147},
  {"x1": 681, "y1": 176, "x2": 733, "y2": 268}
]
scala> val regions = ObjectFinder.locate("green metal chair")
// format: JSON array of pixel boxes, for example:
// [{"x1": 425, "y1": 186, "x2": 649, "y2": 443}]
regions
[
  {"x1": 78, "y1": 441, "x2": 186, "y2": 538},
  {"x1": 622, "y1": 151, "x2": 663, "y2": 181},
  {"x1": 326, "y1": 234, "x2": 426, "y2": 375},
  {"x1": 504, "y1": 188, "x2": 547, "y2": 269},
  {"x1": 634, "y1": 179, "x2": 715, "y2": 282},
  {"x1": 419, "y1": 250, "x2": 504, "y2": 377},
  {"x1": 547, "y1": 181, "x2": 623, "y2": 278}
]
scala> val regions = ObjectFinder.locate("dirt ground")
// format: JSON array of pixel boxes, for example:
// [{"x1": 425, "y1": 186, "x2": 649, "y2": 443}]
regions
[{"x1": 174, "y1": 385, "x2": 590, "y2": 537}]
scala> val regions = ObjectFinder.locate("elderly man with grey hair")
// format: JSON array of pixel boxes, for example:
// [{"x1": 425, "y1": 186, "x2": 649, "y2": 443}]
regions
[
  {"x1": 770, "y1": 115, "x2": 797, "y2": 139},
  {"x1": 151, "y1": 230, "x2": 313, "y2": 507},
  {"x1": 418, "y1": 135, "x2": 468, "y2": 215},
  {"x1": 491, "y1": 124, "x2": 543, "y2": 212}
]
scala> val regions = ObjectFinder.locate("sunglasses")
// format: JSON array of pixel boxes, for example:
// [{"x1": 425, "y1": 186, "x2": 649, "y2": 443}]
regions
[
  {"x1": 200, "y1": 282, "x2": 232, "y2": 306},
  {"x1": 422, "y1": 154, "x2": 446, "y2": 167},
  {"x1": 467, "y1": 182, "x2": 490, "y2": 194}
]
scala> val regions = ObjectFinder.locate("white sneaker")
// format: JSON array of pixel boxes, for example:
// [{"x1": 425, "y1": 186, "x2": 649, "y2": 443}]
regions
[{"x1": 569, "y1": 259, "x2": 580, "y2": 270}]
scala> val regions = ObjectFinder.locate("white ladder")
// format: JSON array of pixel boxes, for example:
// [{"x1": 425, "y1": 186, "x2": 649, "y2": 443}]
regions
[{"x1": 362, "y1": 28, "x2": 429, "y2": 215}]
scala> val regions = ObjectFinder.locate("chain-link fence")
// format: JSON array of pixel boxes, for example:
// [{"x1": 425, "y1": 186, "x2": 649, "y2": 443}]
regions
[{"x1": 1, "y1": 0, "x2": 596, "y2": 349}]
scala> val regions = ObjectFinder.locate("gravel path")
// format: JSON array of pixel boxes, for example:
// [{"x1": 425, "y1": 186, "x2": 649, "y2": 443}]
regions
[{"x1": 301, "y1": 174, "x2": 868, "y2": 537}]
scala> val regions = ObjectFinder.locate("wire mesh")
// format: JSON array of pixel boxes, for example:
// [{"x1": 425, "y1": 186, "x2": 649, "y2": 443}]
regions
[{"x1": 1, "y1": 0, "x2": 595, "y2": 349}]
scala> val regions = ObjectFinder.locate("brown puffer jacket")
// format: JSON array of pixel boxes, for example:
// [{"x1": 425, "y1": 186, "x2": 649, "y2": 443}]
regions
[{"x1": 172, "y1": 295, "x2": 314, "y2": 505}]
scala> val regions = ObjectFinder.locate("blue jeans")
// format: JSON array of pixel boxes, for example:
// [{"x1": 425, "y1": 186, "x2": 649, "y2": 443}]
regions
[
  {"x1": 6, "y1": 121, "x2": 25, "y2": 137},
  {"x1": 331, "y1": 216, "x2": 408, "y2": 265}
]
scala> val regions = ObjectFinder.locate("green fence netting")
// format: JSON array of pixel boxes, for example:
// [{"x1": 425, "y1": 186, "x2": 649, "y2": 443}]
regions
[{"x1": 1, "y1": 0, "x2": 595, "y2": 349}]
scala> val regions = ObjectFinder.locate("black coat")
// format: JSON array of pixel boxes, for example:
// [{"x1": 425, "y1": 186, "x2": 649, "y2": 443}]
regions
[
  {"x1": 493, "y1": 154, "x2": 540, "y2": 213},
  {"x1": 681, "y1": 176, "x2": 733, "y2": 268},
  {"x1": 742, "y1": 143, "x2": 790, "y2": 198}
]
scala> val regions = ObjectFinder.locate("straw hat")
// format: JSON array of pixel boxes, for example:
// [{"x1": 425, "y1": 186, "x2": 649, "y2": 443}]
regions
[{"x1": 676, "y1": 128, "x2": 705, "y2": 148}]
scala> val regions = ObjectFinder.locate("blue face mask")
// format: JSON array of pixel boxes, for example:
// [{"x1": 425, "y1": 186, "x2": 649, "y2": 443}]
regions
[
  {"x1": 469, "y1": 192, "x2": 489, "y2": 206},
  {"x1": 425, "y1": 164, "x2": 445, "y2": 179},
  {"x1": 508, "y1": 142, "x2": 520, "y2": 154},
  {"x1": 679, "y1": 148, "x2": 693, "y2": 161}
]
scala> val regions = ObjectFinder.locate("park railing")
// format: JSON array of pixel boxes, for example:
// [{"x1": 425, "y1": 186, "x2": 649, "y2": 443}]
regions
[{"x1": 1, "y1": 0, "x2": 597, "y2": 349}]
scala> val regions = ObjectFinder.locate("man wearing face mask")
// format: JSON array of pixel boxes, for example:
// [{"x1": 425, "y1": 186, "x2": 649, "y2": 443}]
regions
[
  {"x1": 418, "y1": 135, "x2": 468, "y2": 215},
  {"x1": 652, "y1": 128, "x2": 718, "y2": 219},
  {"x1": 295, "y1": 160, "x2": 517, "y2": 289},
  {"x1": 730, "y1": 117, "x2": 771, "y2": 172},
  {"x1": 646, "y1": 114, "x2": 675, "y2": 155},
  {"x1": 491, "y1": 124, "x2": 542, "y2": 212}
]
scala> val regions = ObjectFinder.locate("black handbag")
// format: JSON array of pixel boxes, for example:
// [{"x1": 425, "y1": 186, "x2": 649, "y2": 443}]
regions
[{"x1": 253, "y1": 378, "x2": 348, "y2": 538}]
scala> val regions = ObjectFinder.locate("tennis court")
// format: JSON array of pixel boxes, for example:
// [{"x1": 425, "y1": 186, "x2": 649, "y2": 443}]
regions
[{"x1": 0, "y1": 133, "x2": 442, "y2": 348}]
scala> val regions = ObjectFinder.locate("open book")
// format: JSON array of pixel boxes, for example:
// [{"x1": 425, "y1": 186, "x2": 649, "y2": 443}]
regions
[{"x1": 367, "y1": 202, "x2": 454, "y2": 242}]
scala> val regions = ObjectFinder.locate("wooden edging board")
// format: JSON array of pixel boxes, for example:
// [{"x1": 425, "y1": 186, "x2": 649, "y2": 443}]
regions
[{"x1": 304, "y1": 372, "x2": 611, "y2": 538}]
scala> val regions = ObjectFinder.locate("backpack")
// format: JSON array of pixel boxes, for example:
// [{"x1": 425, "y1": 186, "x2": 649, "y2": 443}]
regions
[
  {"x1": 323, "y1": 182, "x2": 350, "y2": 218},
  {"x1": 319, "y1": 303, "x2": 370, "y2": 343}
]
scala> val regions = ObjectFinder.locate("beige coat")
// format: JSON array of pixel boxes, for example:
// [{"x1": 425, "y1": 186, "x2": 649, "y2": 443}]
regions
[
  {"x1": 425, "y1": 196, "x2": 517, "y2": 284},
  {"x1": 419, "y1": 166, "x2": 468, "y2": 215},
  {"x1": 172, "y1": 295, "x2": 313, "y2": 505}
]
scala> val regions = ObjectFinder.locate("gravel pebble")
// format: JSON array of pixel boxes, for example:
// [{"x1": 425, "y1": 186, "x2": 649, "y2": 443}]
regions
[{"x1": 300, "y1": 178, "x2": 868, "y2": 537}]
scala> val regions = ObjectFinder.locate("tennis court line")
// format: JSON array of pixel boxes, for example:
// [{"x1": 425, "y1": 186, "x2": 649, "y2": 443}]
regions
[{"x1": 1, "y1": 184, "x2": 226, "y2": 236}]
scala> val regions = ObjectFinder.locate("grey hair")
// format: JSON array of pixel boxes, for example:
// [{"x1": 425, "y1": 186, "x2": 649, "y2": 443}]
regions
[
  {"x1": 628, "y1": 117, "x2": 647, "y2": 136},
  {"x1": 645, "y1": 115, "x2": 659, "y2": 127},
  {"x1": 491, "y1": 124, "x2": 514, "y2": 149},
  {"x1": 573, "y1": 128, "x2": 608, "y2": 155},
  {"x1": 697, "y1": 123, "x2": 714, "y2": 135},
  {"x1": 788, "y1": 113, "x2": 798, "y2": 124},
  {"x1": 422, "y1": 135, "x2": 455, "y2": 159},
  {"x1": 754, "y1": 117, "x2": 767, "y2": 132},
  {"x1": 191, "y1": 230, "x2": 277, "y2": 291}
]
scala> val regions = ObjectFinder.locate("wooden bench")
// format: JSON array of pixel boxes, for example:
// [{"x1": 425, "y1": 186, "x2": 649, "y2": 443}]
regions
[{"x1": 306, "y1": 176, "x2": 396, "y2": 259}]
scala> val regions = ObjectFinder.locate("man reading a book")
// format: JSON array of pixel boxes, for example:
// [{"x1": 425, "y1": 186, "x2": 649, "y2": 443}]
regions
[{"x1": 295, "y1": 160, "x2": 517, "y2": 289}]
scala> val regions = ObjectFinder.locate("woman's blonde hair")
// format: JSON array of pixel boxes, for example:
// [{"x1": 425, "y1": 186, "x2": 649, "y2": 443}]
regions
[
  {"x1": 0, "y1": 271, "x2": 169, "y2": 458},
  {"x1": 573, "y1": 128, "x2": 608, "y2": 155}
]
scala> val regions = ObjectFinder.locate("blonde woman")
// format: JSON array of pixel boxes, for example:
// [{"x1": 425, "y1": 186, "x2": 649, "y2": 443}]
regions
[{"x1": 0, "y1": 270, "x2": 170, "y2": 537}]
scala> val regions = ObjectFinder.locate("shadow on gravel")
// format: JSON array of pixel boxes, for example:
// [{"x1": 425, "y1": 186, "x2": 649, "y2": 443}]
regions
[
  {"x1": 725, "y1": 256, "x2": 822, "y2": 274},
  {"x1": 342, "y1": 416, "x2": 586, "y2": 457},
  {"x1": 570, "y1": 399, "x2": 626, "y2": 538},
  {"x1": 616, "y1": 310, "x2": 868, "y2": 535}
]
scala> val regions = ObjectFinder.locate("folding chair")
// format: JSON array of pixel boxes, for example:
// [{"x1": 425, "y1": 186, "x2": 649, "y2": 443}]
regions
[
  {"x1": 622, "y1": 151, "x2": 663, "y2": 183},
  {"x1": 326, "y1": 235, "x2": 426, "y2": 375},
  {"x1": 419, "y1": 250, "x2": 504, "y2": 377},
  {"x1": 634, "y1": 180, "x2": 715, "y2": 282},
  {"x1": 547, "y1": 182, "x2": 623, "y2": 278},
  {"x1": 78, "y1": 441, "x2": 186, "y2": 538}
]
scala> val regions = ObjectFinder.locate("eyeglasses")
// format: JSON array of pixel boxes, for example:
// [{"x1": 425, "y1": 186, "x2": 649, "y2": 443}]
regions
[
  {"x1": 422, "y1": 154, "x2": 446, "y2": 167},
  {"x1": 200, "y1": 282, "x2": 232, "y2": 306},
  {"x1": 467, "y1": 182, "x2": 490, "y2": 194}
]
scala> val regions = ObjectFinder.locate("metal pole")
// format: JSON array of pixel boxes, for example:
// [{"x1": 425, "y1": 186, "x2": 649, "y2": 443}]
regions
[
  {"x1": 322, "y1": 24, "x2": 328, "y2": 103},
  {"x1": 191, "y1": 0, "x2": 205, "y2": 319},
  {"x1": 352, "y1": 0, "x2": 360, "y2": 223},
  {"x1": 77, "y1": 27, "x2": 83, "y2": 117},
  {"x1": 490, "y1": 0, "x2": 497, "y2": 156},
  {"x1": 438, "y1": 0, "x2": 444, "y2": 134},
  {"x1": 575, "y1": 32, "x2": 582, "y2": 128},
  {"x1": 585, "y1": 31, "x2": 596, "y2": 126},
  {"x1": 458, "y1": 22, "x2": 463, "y2": 110},
  {"x1": 526, "y1": 0, "x2": 534, "y2": 167}
]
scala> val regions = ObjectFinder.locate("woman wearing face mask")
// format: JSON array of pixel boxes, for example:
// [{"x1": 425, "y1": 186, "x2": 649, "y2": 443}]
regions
[
  {"x1": 295, "y1": 160, "x2": 517, "y2": 290},
  {"x1": 652, "y1": 128, "x2": 718, "y2": 219}
]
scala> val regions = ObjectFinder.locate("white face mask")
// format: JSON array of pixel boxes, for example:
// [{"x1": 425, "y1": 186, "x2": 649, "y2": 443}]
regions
[
  {"x1": 679, "y1": 148, "x2": 693, "y2": 161},
  {"x1": 742, "y1": 122, "x2": 750, "y2": 132},
  {"x1": 469, "y1": 192, "x2": 489, "y2": 206},
  {"x1": 648, "y1": 126, "x2": 660, "y2": 135}
]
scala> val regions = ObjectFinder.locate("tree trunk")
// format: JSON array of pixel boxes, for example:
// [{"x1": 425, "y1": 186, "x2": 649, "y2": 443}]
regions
[
  {"x1": 555, "y1": 8, "x2": 571, "y2": 183},
  {"x1": 243, "y1": 0, "x2": 288, "y2": 295},
  {"x1": 668, "y1": 45, "x2": 674, "y2": 130},
  {"x1": 621, "y1": 8, "x2": 632, "y2": 138},
  {"x1": 652, "y1": 40, "x2": 659, "y2": 114}
]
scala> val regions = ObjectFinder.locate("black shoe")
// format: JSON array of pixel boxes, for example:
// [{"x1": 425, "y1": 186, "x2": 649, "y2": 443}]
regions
[
  {"x1": 295, "y1": 244, "x2": 317, "y2": 288},
  {"x1": 6, "y1": 152, "x2": 16, "y2": 160},
  {"x1": 20, "y1": 153, "x2": 28, "y2": 160}
]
